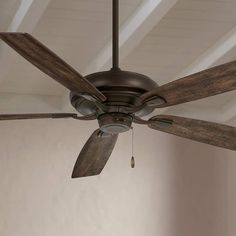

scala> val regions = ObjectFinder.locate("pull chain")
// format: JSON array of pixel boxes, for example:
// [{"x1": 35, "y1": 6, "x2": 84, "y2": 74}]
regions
[{"x1": 131, "y1": 127, "x2": 135, "y2": 168}]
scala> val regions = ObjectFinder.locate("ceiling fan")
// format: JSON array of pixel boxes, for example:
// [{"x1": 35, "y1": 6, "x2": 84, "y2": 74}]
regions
[{"x1": 0, "y1": 0, "x2": 235, "y2": 178}]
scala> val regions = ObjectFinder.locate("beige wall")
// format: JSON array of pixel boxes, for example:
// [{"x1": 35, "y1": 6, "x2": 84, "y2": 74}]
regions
[
  {"x1": 0, "y1": 118, "x2": 234, "y2": 236},
  {"x1": 227, "y1": 118, "x2": 236, "y2": 236}
]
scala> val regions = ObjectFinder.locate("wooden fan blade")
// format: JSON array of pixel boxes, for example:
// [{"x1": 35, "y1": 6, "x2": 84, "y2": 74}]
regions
[
  {"x1": 72, "y1": 130, "x2": 118, "y2": 178},
  {"x1": 0, "y1": 113, "x2": 97, "y2": 121},
  {"x1": 148, "y1": 115, "x2": 236, "y2": 151},
  {"x1": 0, "y1": 113, "x2": 79, "y2": 120},
  {"x1": 0, "y1": 33, "x2": 106, "y2": 102},
  {"x1": 141, "y1": 61, "x2": 236, "y2": 107}
]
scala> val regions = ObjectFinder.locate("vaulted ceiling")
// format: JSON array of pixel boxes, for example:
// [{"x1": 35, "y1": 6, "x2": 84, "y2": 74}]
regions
[{"x1": 0, "y1": 0, "x2": 235, "y2": 122}]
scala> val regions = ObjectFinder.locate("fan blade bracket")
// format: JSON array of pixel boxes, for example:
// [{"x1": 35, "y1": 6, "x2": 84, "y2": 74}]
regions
[
  {"x1": 51, "y1": 113, "x2": 77, "y2": 119},
  {"x1": 143, "y1": 95, "x2": 166, "y2": 108},
  {"x1": 133, "y1": 116, "x2": 149, "y2": 125},
  {"x1": 149, "y1": 117, "x2": 173, "y2": 126},
  {"x1": 133, "y1": 115, "x2": 173, "y2": 126}
]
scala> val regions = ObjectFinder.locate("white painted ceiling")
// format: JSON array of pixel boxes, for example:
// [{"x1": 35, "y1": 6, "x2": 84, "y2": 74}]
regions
[
  {"x1": 0, "y1": 0, "x2": 21, "y2": 31},
  {"x1": 0, "y1": 0, "x2": 235, "y2": 121}
]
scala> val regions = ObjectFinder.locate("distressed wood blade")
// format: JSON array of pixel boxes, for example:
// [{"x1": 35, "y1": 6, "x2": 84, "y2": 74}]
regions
[
  {"x1": 0, "y1": 33, "x2": 106, "y2": 102},
  {"x1": 72, "y1": 130, "x2": 118, "y2": 178},
  {"x1": 0, "y1": 113, "x2": 79, "y2": 120},
  {"x1": 148, "y1": 115, "x2": 236, "y2": 151},
  {"x1": 141, "y1": 61, "x2": 236, "y2": 107}
]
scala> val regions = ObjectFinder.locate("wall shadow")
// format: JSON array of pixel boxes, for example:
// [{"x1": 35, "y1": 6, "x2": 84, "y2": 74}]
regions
[{"x1": 169, "y1": 137, "x2": 229, "y2": 236}]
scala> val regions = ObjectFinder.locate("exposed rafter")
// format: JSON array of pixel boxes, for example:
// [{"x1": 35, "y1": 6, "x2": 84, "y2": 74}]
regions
[
  {"x1": 0, "y1": 0, "x2": 54, "y2": 111},
  {"x1": 84, "y1": 0, "x2": 178, "y2": 74},
  {"x1": 7, "y1": 0, "x2": 51, "y2": 32},
  {"x1": 62, "y1": 0, "x2": 179, "y2": 110},
  {"x1": 0, "y1": 0, "x2": 52, "y2": 81},
  {"x1": 177, "y1": 26, "x2": 236, "y2": 78},
  {"x1": 0, "y1": 0, "x2": 235, "y2": 123},
  {"x1": 172, "y1": 26, "x2": 236, "y2": 122}
]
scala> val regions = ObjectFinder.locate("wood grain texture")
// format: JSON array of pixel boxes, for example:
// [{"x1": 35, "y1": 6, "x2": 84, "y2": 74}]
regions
[
  {"x1": 0, "y1": 113, "x2": 79, "y2": 120},
  {"x1": 141, "y1": 61, "x2": 236, "y2": 107},
  {"x1": 0, "y1": 113, "x2": 97, "y2": 120},
  {"x1": 148, "y1": 115, "x2": 236, "y2": 151},
  {"x1": 0, "y1": 33, "x2": 106, "y2": 102},
  {"x1": 72, "y1": 129, "x2": 118, "y2": 178}
]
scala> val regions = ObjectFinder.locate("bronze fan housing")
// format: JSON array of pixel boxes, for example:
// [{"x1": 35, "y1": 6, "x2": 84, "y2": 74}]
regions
[
  {"x1": 0, "y1": 0, "x2": 235, "y2": 179},
  {"x1": 70, "y1": 69, "x2": 162, "y2": 133}
]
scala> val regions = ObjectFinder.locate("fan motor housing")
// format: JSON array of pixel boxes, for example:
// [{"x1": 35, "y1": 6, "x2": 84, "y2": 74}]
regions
[
  {"x1": 98, "y1": 113, "x2": 132, "y2": 134},
  {"x1": 70, "y1": 69, "x2": 159, "y2": 117}
]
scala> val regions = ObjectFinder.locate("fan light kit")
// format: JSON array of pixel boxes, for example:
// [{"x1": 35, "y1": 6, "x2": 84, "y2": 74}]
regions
[{"x1": 0, "y1": 0, "x2": 235, "y2": 178}]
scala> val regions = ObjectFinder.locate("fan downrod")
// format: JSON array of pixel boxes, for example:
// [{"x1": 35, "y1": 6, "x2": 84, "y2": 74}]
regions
[{"x1": 70, "y1": 0, "x2": 166, "y2": 134}]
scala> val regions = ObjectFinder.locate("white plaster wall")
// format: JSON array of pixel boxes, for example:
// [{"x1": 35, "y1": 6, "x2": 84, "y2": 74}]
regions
[{"x1": 0, "y1": 118, "x2": 233, "y2": 236}]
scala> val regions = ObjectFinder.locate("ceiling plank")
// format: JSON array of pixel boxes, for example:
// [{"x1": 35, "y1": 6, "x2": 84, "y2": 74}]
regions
[
  {"x1": 176, "y1": 25, "x2": 236, "y2": 78},
  {"x1": 7, "y1": 0, "x2": 52, "y2": 32},
  {"x1": 173, "y1": 25, "x2": 236, "y2": 122},
  {"x1": 0, "y1": 0, "x2": 54, "y2": 111},
  {"x1": 62, "y1": 0, "x2": 179, "y2": 111},
  {"x1": 84, "y1": 0, "x2": 179, "y2": 74},
  {"x1": 0, "y1": 0, "x2": 52, "y2": 83}
]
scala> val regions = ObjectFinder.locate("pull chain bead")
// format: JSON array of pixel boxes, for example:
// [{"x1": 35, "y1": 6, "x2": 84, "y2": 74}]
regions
[{"x1": 131, "y1": 127, "x2": 135, "y2": 168}]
